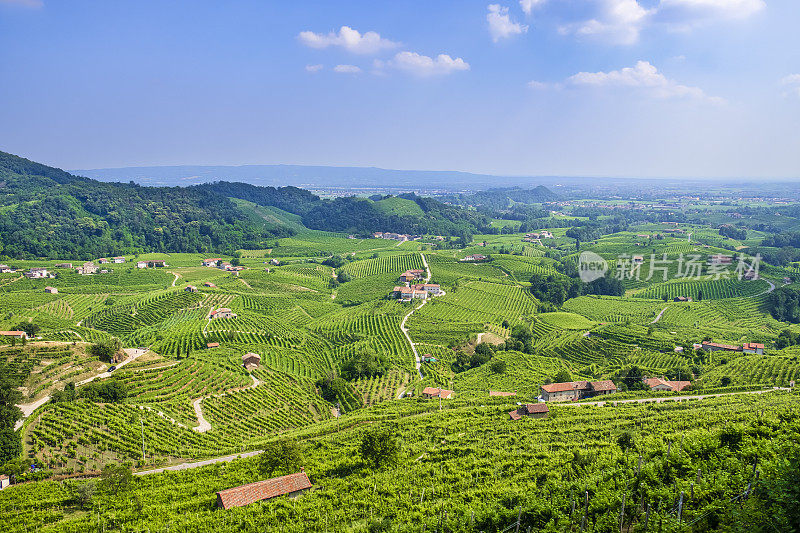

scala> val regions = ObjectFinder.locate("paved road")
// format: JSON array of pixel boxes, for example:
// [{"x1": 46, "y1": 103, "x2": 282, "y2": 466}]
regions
[
  {"x1": 134, "y1": 450, "x2": 263, "y2": 476},
  {"x1": 565, "y1": 387, "x2": 790, "y2": 408},
  {"x1": 77, "y1": 348, "x2": 147, "y2": 385},
  {"x1": 400, "y1": 253, "x2": 430, "y2": 379},
  {"x1": 14, "y1": 348, "x2": 147, "y2": 430}
]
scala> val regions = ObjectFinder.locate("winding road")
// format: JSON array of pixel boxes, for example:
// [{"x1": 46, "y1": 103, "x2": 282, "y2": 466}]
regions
[
  {"x1": 14, "y1": 348, "x2": 147, "y2": 430},
  {"x1": 399, "y1": 253, "x2": 430, "y2": 380}
]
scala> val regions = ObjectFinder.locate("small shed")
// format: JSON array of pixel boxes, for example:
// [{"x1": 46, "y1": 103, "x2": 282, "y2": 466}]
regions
[
  {"x1": 0, "y1": 474, "x2": 10, "y2": 490},
  {"x1": 215, "y1": 471, "x2": 312, "y2": 510},
  {"x1": 44, "y1": 286, "x2": 58, "y2": 294},
  {"x1": 509, "y1": 403, "x2": 549, "y2": 420},
  {"x1": 185, "y1": 285, "x2": 199, "y2": 293},
  {"x1": 206, "y1": 342, "x2": 220, "y2": 349}
]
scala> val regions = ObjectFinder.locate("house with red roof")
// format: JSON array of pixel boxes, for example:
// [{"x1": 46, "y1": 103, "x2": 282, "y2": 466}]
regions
[
  {"x1": 540, "y1": 380, "x2": 617, "y2": 402},
  {"x1": 422, "y1": 387, "x2": 453, "y2": 399},
  {"x1": 215, "y1": 470, "x2": 312, "y2": 510}
]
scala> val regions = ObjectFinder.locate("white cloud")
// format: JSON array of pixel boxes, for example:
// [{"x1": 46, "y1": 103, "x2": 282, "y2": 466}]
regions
[
  {"x1": 527, "y1": 80, "x2": 551, "y2": 89},
  {"x1": 305, "y1": 64, "x2": 323, "y2": 73},
  {"x1": 567, "y1": 60, "x2": 723, "y2": 103},
  {"x1": 561, "y1": 0, "x2": 653, "y2": 45},
  {"x1": 659, "y1": 0, "x2": 765, "y2": 20},
  {"x1": 375, "y1": 52, "x2": 470, "y2": 77},
  {"x1": 297, "y1": 26, "x2": 399, "y2": 55},
  {"x1": 487, "y1": 4, "x2": 529, "y2": 42},
  {"x1": 520, "y1": 0, "x2": 547, "y2": 15},
  {"x1": 782, "y1": 74, "x2": 800, "y2": 98},
  {"x1": 333, "y1": 64, "x2": 362, "y2": 74},
  {"x1": 0, "y1": 0, "x2": 43, "y2": 7}
]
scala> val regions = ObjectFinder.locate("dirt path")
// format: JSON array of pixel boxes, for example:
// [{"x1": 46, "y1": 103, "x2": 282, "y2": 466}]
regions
[
  {"x1": 169, "y1": 272, "x2": 180, "y2": 287},
  {"x1": 400, "y1": 253, "x2": 430, "y2": 379},
  {"x1": 77, "y1": 348, "x2": 147, "y2": 385},
  {"x1": 566, "y1": 387, "x2": 791, "y2": 408},
  {"x1": 651, "y1": 307, "x2": 667, "y2": 324},
  {"x1": 134, "y1": 450, "x2": 263, "y2": 476},
  {"x1": 192, "y1": 373, "x2": 260, "y2": 433},
  {"x1": 238, "y1": 278, "x2": 253, "y2": 289}
]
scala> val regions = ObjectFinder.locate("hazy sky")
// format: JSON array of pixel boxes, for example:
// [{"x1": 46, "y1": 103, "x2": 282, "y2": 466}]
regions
[{"x1": 1, "y1": 0, "x2": 798, "y2": 178}]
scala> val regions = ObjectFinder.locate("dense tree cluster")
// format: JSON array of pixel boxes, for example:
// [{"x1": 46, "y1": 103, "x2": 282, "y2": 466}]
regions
[
  {"x1": 719, "y1": 225, "x2": 747, "y2": 240},
  {"x1": 766, "y1": 286, "x2": 800, "y2": 323},
  {"x1": 528, "y1": 271, "x2": 624, "y2": 307},
  {"x1": 340, "y1": 349, "x2": 389, "y2": 380},
  {"x1": 0, "y1": 361, "x2": 22, "y2": 465}
]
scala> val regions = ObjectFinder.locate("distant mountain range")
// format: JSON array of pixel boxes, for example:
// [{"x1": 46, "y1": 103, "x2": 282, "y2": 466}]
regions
[{"x1": 72, "y1": 164, "x2": 558, "y2": 191}]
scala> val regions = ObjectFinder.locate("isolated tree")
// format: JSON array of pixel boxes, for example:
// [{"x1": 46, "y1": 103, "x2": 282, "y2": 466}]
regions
[
  {"x1": 15, "y1": 322, "x2": 39, "y2": 338},
  {"x1": 259, "y1": 438, "x2": 304, "y2": 477},
  {"x1": 360, "y1": 426, "x2": 399, "y2": 469},
  {"x1": 99, "y1": 463, "x2": 133, "y2": 494},
  {"x1": 721, "y1": 376, "x2": 732, "y2": 387},
  {"x1": 490, "y1": 359, "x2": 507, "y2": 374}
]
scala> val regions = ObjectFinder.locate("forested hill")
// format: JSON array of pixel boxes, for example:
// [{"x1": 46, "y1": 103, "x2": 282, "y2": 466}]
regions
[
  {"x1": 197, "y1": 182, "x2": 493, "y2": 238},
  {"x1": 441, "y1": 186, "x2": 559, "y2": 211},
  {"x1": 0, "y1": 152, "x2": 294, "y2": 259},
  {"x1": 0, "y1": 152, "x2": 493, "y2": 259}
]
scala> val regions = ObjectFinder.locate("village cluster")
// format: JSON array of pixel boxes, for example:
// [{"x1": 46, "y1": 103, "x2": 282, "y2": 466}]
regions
[{"x1": 391, "y1": 269, "x2": 443, "y2": 302}]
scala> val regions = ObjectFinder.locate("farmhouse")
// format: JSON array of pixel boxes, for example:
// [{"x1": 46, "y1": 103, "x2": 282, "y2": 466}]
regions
[
  {"x1": 204, "y1": 282, "x2": 216, "y2": 288},
  {"x1": 44, "y1": 286, "x2": 58, "y2": 294},
  {"x1": 0, "y1": 331, "x2": 27, "y2": 340},
  {"x1": 673, "y1": 296, "x2": 692, "y2": 302},
  {"x1": 206, "y1": 342, "x2": 220, "y2": 349},
  {"x1": 210, "y1": 308, "x2": 237, "y2": 319},
  {"x1": 0, "y1": 264, "x2": 13, "y2": 273},
  {"x1": 708, "y1": 254, "x2": 733, "y2": 265},
  {"x1": 202, "y1": 258, "x2": 223, "y2": 267},
  {"x1": 700, "y1": 340, "x2": 763, "y2": 354},
  {"x1": 393, "y1": 286, "x2": 413, "y2": 299},
  {"x1": 509, "y1": 403, "x2": 549, "y2": 420},
  {"x1": 76, "y1": 262, "x2": 98, "y2": 275},
  {"x1": 743, "y1": 342, "x2": 765, "y2": 355},
  {"x1": 422, "y1": 387, "x2": 453, "y2": 399},
  {"x1": 185, "y1": 285, "x2": 199, "y2": 293},
  {"x1": 461, "y1": 254, "x2": 487, "y2": 262},
  {"x1": 242, "y1": 352, "x2": 261, "y2": 370},
  {"x1": 24, "y1": 267, "x2": 52, "y2": 279},
  {"x1": 540, "y1": 380, "x2": 618, "y2": 402},
  {"x1": 643, "y1": 378, "x2": 691, "y2": 392},
  {"x1": 399, "y1": 269, "x2": 425, "y2": 282},
  {"x1": 411, "y1": 283, "x2": 442, "y2": 295},
  {"x1": 112, "y1": 257, "x2": 126, "y2": 263},
  {"x1": 420, "y1": 354, "x2": 437, "y2": 363},
  {"x1": 97, "y1": 258, "x2": 110, "y2": 264},
  {"x1": 137, "y1": 260, "x2": 167, "y2": 269},
  {"x1": 215, "y1": 471, "x2": 312, "y2": 510}
]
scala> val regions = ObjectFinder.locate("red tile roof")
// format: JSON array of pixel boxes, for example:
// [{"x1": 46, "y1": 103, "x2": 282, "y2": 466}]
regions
[
  {"x1": 590, "y1": 380, "x2": 617, "y2": 392},
  {"x1": 701, "y1": 341, "x2": 740, "y2": 351},
  {"x1": 489, "y1": 391, "x2": 516, "y2": 397},
  {"x1": 743, "y1": 342, "x2": 765, "y2": 350},
  {"x1": 525, "y1": 403, "x2": 549, "y2": 414},
  {"x1": 422, "y1": 387, "x2": 453, "y2": 398},
  {"x1": 541, "y1": 381, "x2": 589, "y2": 393},
  {"x1": 0, "y1": 331, "x2": 26, "y2": 336},
  {"x1": 216, "y1": 472, "x2": 312, "y2": 510},
  {"x1": 668, "y1": 380, "x2": 692, "y2": 391},
  {"x1": 206, "y1": 342, "x2": 220, "y2": 348}
]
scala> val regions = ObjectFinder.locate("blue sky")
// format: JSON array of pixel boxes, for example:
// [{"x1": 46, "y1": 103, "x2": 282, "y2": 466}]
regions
[{"x1": 0, "y1": 0, "x2": 798, "y2": 178}]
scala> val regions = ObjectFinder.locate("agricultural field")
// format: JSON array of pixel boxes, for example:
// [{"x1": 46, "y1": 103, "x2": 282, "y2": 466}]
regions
[{"x1": 3, "y1": 219, "x2": 800, "y2": 532}]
